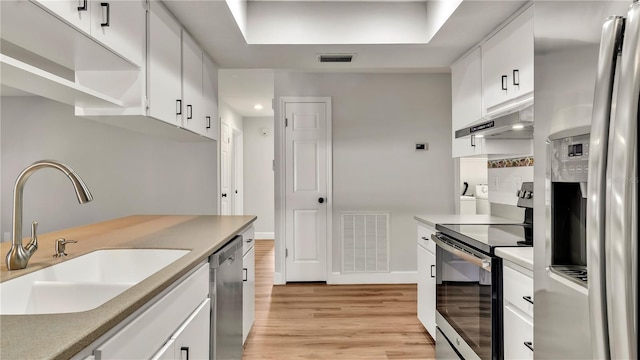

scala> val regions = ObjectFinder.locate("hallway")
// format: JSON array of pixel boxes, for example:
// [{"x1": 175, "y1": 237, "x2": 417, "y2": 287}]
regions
[{"x1": 242, "y1": 240, "x2": 435, "y2": 359}]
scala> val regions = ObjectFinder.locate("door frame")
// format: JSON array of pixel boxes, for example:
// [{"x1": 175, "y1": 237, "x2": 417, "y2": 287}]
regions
[
  {"x1": 232, "y1": 128, "x2": 244, "y2": 215},
  {"x1": 219, "y1": 120, "x2": 232, "y2": 215},
  {"x1": 275, "y1": 97, "x2": 332, "y2": 284}
]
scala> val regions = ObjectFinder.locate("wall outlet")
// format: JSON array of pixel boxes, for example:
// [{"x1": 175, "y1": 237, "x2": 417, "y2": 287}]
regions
[{"x1": 492, "y1": 177, "x2": 499, "y2": 191}]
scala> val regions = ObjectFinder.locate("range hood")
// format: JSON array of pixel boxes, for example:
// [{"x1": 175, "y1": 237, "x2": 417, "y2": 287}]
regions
[{"x1": 455, "y1": 105, "x2": 534, "y2": 139}]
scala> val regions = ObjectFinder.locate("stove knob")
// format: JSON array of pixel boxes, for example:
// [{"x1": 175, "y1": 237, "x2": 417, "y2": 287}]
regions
[
  {"x1": 516, "y1": 190, "x2": 523, "y2": 197},
  {"x1": 525, "y1": 191, "x2": 533, "y2": 199}
]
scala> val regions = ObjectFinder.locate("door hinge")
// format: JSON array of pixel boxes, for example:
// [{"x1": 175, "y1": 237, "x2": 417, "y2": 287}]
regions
[
  {"x1": 145, "y1": 97, "x2": 149, "y2": 110},
  {"x1": 285, "y1": 248, "x2": 288, "y2": 258},
  {"x1": 285, "y1": 118, "x2": 288, "y2": 127}
]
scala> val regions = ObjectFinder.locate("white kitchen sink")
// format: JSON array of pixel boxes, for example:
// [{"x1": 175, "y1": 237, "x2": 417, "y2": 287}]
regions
[{"x1": 0, "y1": 249, "x2": 189, "y2": 315}]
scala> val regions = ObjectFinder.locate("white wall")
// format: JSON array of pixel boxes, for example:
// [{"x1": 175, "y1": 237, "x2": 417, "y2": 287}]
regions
[
  {"x1": 243, "y1": 117, "x2": 274, "y2": 237},
  {"x1": 459, "y1": 157, "x2": 487, "y2": 196},
  {"x1": 219, "y1": 100, "x2": 243, "y2": 131},
  {"x1": 1, "y1": 97, "x2": 218, "y2": 239},
  {"x1": 274, "y1": 72, "x2": 454, "y2": 275}
]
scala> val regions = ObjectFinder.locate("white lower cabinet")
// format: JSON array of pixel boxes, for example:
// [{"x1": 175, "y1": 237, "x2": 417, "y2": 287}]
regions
[
  {"x1": 151, "y1": 340, "x2": 175, "y2": 360},
  {"x1": 416, "y1": 222, "x2": 436, "y2": 340},
  {"x1": 152, "y1": 298, "x2": 211, "y2": 360},
  {"x1": 502, "y1": 260, "x2": 534, "y2": 359},
  {"x1": 85, "y1": 263, "x2": 209, "y2": 360},
  {"x1": 504, "y1": 305, "x2": 534, "y2": 360},
  {"x1": 242, "y1": 226, "x2": 256, "y2": 344}
]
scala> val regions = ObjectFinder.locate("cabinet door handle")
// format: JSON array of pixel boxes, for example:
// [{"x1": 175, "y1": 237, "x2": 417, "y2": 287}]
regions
[
  {"x1": 176, "y1": 99, "x2": 182, "y2": 115},
  {"x1": 180, "y1": 346, "x2": 190, "y2": 360},
  {"x1": 100, "y1": 3, "x2": 110, "y2": 27},
  {"x1": 501, "y1": 75, "x2": 508, "y2": 91},
  {"x1": 524, "y1": 341, "x2": 534, "y2": 352},
  {"x1": 513, "y1": 69, "x2": 520, "y2": 86},
  {"x1": 421, "y1": 236, "x2": 428, "y2": 241},
  {"x1": 430, "y1": 264, "x2": 435, "y2": 278},
  {"x1": 243, "y1": 268, "x2": 248, "y2": 282},
  {"x1": 522, "y1": 295, "x2": 534, "y2": 304},
  {"x1": 77, "y1": 0, "x2": 87, "y2": 11},
  {"x1": 187, "y1": 105, "x2": 192, "y2": 120},
  {"x1": 471, "y1": 134, "x2": 476, "y2": 147},
  {"x1": 206, "y1": 116, "x2": 211, "y2": 129}
]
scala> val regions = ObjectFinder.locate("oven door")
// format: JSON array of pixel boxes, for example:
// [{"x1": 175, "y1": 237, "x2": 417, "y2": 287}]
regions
[{"x1": 432, "y1": 233, "x2": 501, "y2": 360}]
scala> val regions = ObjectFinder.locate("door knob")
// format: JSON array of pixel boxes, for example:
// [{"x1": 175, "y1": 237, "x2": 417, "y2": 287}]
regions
[{"x1": 318, "y1": 197, "x2": 325, "y2": 204}]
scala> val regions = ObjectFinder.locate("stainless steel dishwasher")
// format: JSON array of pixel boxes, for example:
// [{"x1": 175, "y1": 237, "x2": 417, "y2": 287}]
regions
[{"x1": 210, "y1": 235, "x2": 243, "y2": 360}]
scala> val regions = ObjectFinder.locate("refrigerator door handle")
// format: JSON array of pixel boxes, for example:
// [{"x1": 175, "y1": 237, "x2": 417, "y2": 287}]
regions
[
  {"x1": 608, "y1": 3, "x2": 639, "y2": 359},
  {"x1": 588, "y1": 15, "x2": 625, "y2": 360}
]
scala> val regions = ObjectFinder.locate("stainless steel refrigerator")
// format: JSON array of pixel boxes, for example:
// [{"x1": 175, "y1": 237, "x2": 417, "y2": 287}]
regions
[{"x1": 534, "y1": 1, "x2": 638, "y2": 359}]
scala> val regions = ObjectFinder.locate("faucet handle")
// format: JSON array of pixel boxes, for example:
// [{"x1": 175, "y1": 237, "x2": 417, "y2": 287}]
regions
[
  {"x1": 25, "y1": 221, "x2": 38, "y2": 252},
  {"x1": 54, "y1": 238, "x2": 77, "y2": 257}
]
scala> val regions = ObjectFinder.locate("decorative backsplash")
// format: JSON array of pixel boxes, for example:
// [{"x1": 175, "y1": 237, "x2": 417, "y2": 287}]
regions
[{"x1": 488, "y1": 156, "x2": 534, "y2": 168}]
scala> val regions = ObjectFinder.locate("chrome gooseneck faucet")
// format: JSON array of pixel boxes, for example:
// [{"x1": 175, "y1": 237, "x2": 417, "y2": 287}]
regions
[{"x1": 5, "y1": 160, "x2": 93, "y2": 270}]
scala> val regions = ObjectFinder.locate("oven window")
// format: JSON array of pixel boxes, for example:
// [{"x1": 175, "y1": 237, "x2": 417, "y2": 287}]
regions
[{"x1": 436, "y1": 247, "x2": 493, "y2": 360}]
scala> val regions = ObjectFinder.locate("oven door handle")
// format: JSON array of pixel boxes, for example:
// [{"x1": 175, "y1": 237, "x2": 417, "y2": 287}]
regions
[{"x1": 431, "y1": 234, "x2": 492, "y2": 272}]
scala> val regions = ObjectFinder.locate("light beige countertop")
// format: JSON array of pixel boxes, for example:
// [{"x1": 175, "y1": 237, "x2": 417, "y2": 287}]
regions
[
  {"x1": 0, "y1": 215, "x2": 256, "y2": 360},
  {"x1": 414, "y1": 214, "x2": 523, "y2": 228},
  {"x1": 495, "y1": 247, "x2": 534, "y2": 271}
]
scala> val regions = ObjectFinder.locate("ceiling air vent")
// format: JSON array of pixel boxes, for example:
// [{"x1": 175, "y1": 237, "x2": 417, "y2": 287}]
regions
[{"x1": 318, "y1": 54, "x2": 355, "y2": 63}]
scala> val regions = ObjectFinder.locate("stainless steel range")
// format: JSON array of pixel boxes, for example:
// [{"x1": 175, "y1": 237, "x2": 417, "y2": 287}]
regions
[{"x1": 433, "y1": 183, "x2": 533, "y2": 360}]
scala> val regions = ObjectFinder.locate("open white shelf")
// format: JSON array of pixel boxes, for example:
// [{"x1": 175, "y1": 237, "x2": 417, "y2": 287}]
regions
[{"x1": 0, "y1": 54, "x2": 123, "y2": 108}]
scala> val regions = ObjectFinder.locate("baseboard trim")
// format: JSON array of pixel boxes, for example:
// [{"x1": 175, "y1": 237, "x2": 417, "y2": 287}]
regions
[
  {"x1": 327, "y1": 271, "x2": 417, "y2": 285},
  {"x1": 255, "y1": 231, "x2": 275, "y2": 240},
  {"x1": 273, "y1": 272, "x2": 285, "y2": 285}
]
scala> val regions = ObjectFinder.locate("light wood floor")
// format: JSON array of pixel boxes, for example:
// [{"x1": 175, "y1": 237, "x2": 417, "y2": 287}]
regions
[{"x1": 242, "y1": 240, "x2": 435, "y2": 360}]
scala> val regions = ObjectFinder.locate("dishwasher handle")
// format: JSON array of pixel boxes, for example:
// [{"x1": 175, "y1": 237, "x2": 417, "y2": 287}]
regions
[{"x1": 210, "y1": 235, "x2": 243, "y2": 268}]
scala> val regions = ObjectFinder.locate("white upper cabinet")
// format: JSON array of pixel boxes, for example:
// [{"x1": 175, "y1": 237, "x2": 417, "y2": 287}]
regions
[
  {"x1": 181, "y1": 32, "x2": 204, "y2": 136},
  {"x1": 451, "y1": 47, "x2": 485, "y2": 157},
  {"x1": 202, "y1": 55, "x2": 219, "y2": 141},
  {"x1": 89, "y1": 0, "x2": 145, "y2": 67},
  {"x1": 74, "y1": 0, "x2": 219, "y2": 141},
  {"x1": 450, "y1": 5, "x2": 534, "y2": 158},
  {"x1": 481, "y1": 5, "x2": 533, "y2": 116},
  {"x1": 30, "y1": 0, "x2": 144, "y2": 67},
  {"x1": 147, "y1": 0, "x2": 182, "y2": 127},
  {"x1": 32, "y1": 0, "x2": 92, "y2": 34}
]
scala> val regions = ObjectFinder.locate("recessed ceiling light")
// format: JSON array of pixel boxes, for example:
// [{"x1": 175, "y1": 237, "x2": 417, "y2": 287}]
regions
[
  {"x1": 254, "y1": 104, "x2": 263, "y2": 110},
  {"x1": 512, "y1": 124, "x2": 525, "y2": 130}
]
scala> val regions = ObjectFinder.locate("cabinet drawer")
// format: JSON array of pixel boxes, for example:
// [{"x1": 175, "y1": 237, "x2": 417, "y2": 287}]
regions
[
  {"x1": 242, "y1": 225, "x2": 255, "y2": 256},
  {"x1": 417, "y1": 223, "x2": 436, "y2": 254},
  {"x1": 95, "y1": 263, "x2": 209, "y2": 359},
  {"x1": 504, "y1": 305, "x2": 534, "y2": 360},
  {"x1": 503, "y1": 265, "x2": 534, "y2": 317}
]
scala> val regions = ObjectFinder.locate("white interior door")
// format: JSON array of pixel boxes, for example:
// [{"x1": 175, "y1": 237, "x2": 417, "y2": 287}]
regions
[
  {"x1": 221, "y1": 122, "x2": 232, "y2": 215},
  {"x1": 285, "y1": 102, "x2": 328, "y2": 282}
]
